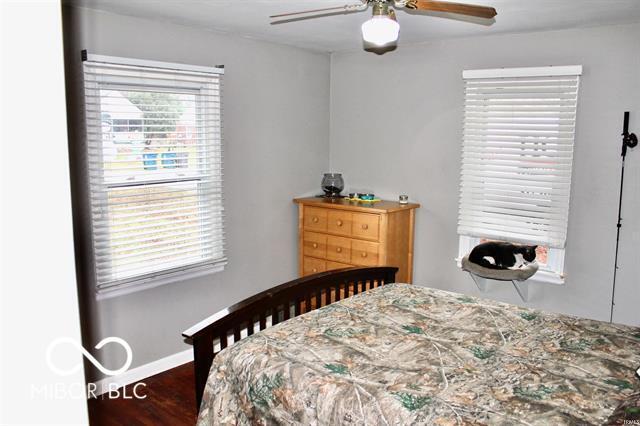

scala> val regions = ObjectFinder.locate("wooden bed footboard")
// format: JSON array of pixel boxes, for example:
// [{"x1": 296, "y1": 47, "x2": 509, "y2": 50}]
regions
[{"x1": 182, "y1": 266, "x2": 398, "y2": 410}]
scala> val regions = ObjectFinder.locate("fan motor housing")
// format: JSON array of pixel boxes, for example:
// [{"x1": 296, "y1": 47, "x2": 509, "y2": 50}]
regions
[{"x1": 372, "y1": 2, "x2": 390, "y2": 16}]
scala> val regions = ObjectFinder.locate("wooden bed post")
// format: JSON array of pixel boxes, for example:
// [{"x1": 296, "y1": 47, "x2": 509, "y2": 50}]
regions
[{"x1": 192, "y1": 333, "x2": 214, "y2": 411}]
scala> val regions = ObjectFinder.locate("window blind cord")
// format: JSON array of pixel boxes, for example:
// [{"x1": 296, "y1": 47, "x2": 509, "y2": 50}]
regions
[{"x1": 610, "y1": 111, "x2": 638, "y2": 322}]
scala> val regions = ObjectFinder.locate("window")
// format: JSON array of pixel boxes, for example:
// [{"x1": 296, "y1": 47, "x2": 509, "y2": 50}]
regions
[
  {"x1": 82, "y1": 54, "x2": 225, "y2": 295},
  {"x1": 111, "y1": 118, "x2": 142, "y2": 137},
  {"x1": 457, "y1": 66, "x2": 582, "y2": 282}
]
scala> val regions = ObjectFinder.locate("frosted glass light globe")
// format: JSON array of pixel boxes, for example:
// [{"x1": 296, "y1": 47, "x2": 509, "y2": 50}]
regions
[{"x1": 361, "y1": 15, "x2": 400, "y2": 46}]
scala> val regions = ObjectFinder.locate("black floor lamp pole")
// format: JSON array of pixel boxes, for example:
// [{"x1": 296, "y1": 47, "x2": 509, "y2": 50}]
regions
[{"x1": 610, "y1": 111, "x2": 638, "y2": 323}]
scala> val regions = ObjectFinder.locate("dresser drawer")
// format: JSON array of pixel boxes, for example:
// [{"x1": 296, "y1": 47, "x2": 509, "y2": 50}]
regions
[
  {"x1": 303, "y1": 257, "x2": 326, "y2": 275},
  {"x1": 326, "y1": 261, "x2": 352, "y2": 271},
  {"x1": 351, "y1": 240, "x2": 379, "y2": 266},
  {"x1": 304, "y1": 207, "x2": 327, "y2": 232},
  {"x1": 327, "y1": 210, "x2": 352, "y2": 236},
  {"x1": 352, "y1": 213, "x2": 380, "y2": 241},
  {"x1": 303, "y1": 231, "x2": 327, "y2": 258},
  {"x1": 326, "y1": 235, "x2": 351, "y2": 263}
]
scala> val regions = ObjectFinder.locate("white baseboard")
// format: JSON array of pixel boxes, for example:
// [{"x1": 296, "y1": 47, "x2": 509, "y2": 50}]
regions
[{"x1": 91, "y1": 348, "x2": 193, "y2": 396}]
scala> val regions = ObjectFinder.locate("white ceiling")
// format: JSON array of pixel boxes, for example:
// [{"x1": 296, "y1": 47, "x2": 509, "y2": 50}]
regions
[{"x1": 69, "y1": 0, "x2": 640, "y2": 52}]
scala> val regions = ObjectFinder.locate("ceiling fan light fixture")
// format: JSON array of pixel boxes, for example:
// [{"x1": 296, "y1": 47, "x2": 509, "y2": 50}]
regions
[
  {"x1": 272, "y1": 1, "x2": 497, "y2": 50},
  {"x1": 361, "y1": 3, "x2": 400, "y2": 47},
  {"x1": 361, "y1": 14, "x2": 400, "y2": 46}
]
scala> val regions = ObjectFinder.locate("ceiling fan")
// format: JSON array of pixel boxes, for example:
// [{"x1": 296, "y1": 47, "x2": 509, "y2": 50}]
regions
[{"x1": 270, "y1": 1, "x2": 497, "y2": 47}]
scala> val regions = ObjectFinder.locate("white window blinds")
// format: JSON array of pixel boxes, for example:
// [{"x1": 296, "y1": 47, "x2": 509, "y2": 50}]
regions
[
  {"x1": 82, "y1": 54, "x2": 225, "y2": 294},
  {"x1": 458, "y1": 66, "x2": 582, "y2": 249}
]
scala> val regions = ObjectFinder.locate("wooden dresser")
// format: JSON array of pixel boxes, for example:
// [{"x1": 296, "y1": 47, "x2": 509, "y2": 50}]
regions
[{"x1": 294, "y1": 197, "x2": 420, "y2": 283}]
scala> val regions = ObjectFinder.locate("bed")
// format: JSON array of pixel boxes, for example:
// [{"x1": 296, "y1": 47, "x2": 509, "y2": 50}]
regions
[{"x1": 183, "y1": 267, "x2": 640, "y2": 425}]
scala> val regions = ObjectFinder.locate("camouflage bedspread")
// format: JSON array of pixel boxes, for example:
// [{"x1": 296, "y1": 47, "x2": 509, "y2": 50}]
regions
[{"x1": 197, "y1": 284, "x2": 640, "y2": 425}]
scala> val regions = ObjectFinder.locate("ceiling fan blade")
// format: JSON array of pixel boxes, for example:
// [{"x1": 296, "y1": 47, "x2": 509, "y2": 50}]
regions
[
  {"x1": 404, "y1": 0, "x2": 497, "y2": 19},
  {"x1": 270, "y1": 3, "x2": 366, "y2": 19}
]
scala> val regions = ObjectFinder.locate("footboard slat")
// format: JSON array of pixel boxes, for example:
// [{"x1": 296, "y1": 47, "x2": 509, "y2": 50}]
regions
[
  {"x1": 183, "y1": 266, "x2": 398, "y2": 411},
  {"x1": 283, "y1": 302, "x2": 291, "y2": 320},
  {"x1": 272, "y1": 306, "x2": 280, "y2": 325},
  {"x1": 294, "y1": 298, "x2": 302, "y2": 317},
  {"x1": 219, "y1": 333, "x2": 227, "y2": 350},
  {"x1": 259, "y1": 314, "x2": 266, "y2": 330}
]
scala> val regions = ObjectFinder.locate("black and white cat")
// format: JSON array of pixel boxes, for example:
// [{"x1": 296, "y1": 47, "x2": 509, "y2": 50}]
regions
[{"x1": 469, "y1": 241, "x2": 537, "y2": 270}]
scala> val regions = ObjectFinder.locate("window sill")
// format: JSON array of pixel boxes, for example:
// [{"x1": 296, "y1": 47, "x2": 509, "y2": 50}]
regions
[
  {"x1": 96, "y1": 261, "x2": 226, "y2": 300},
  {"x1": 455, "y1": 258, "x2": 564, "y2": 286},
  {"x1": 526, "y1": 269, "x2": 564, "y2": 285}
]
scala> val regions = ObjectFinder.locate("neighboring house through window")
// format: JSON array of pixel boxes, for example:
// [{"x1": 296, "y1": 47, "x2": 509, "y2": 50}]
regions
[
  {"x1": 457, "y1": 65, "x2": 582, "y2": 284},
  {"x1": 82, "y1": 54, "x2": 226, "y2": 296}
]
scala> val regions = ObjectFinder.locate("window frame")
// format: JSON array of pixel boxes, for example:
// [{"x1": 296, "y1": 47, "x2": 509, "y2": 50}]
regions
[
  {"x1": 82, "y1": 53, "x2": 226, "y2": 298},
  {"x1": 456, "y1": 65, "x2": 581, "y2": 285}
]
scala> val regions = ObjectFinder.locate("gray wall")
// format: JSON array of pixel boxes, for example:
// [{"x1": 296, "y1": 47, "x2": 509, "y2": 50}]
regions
[
  {"x1": 65, "y1": 8, "x2": 639, "y2": 379},
  {"x1": 611, "y1": 41, "x2": 640, "y2": 325},
  {"x1": 63, "y1": 6, "x2": 330, "y2": 379},
  {"x1": 329, "y1": 23, "x2": 640, "y2": 324}
]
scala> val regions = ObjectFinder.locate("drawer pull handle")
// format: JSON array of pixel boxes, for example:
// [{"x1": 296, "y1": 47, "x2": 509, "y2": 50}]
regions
[
  {"x1": 312, "y1": 243, "x2": 318, "y2": 249},
  {"x1": 336, "y1": 247, "x2": 342, "y2": 253},
  {"x1": 312, "y1": 268, "x2": 318, "y2": 273},
  {"x1": 312, "y1": 217, "x2": 319, "y2": 223},
  {"x1": 361, "y1": 252, "x2": 368, "y2": 258},
  {"x1": 336, "y1": 220, "x2": 343, "y2": 227},
  {"x1": 361, "y1": 224, "x2": 369, "y2": 230}
]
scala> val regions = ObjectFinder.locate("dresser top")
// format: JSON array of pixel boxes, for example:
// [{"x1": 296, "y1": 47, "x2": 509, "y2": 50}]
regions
[{"x1": 294, "y1": 197, "x2": 420, "y2": 214}]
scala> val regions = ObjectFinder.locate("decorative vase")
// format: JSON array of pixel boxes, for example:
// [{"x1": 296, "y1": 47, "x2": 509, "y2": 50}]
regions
[{"x1": 321, "y1": 173, "x2": 344, "y2": 198}]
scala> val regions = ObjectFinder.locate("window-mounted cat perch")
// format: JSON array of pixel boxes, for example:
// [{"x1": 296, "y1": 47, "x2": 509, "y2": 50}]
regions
[{"x1": 461, "y1": 255, "x2": 539, "y2": 302}]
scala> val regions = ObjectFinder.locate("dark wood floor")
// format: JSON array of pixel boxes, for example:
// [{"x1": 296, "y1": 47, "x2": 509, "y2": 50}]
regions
[{"x1": 88, "y1": 362, "x2": 197, "y2": 426}]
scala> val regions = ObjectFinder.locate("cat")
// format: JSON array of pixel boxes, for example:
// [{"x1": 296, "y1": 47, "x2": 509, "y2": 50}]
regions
[{"x1": 468, "y1": 241, "x2": 537, "y2": 270}]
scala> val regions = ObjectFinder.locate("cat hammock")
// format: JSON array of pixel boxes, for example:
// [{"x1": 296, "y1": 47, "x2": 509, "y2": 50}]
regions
[{"x1": 461, "y1": 255, "x2": 538, "y2": 302}]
